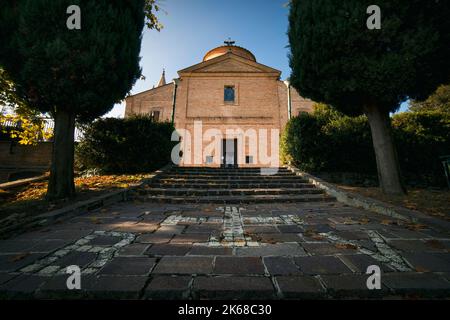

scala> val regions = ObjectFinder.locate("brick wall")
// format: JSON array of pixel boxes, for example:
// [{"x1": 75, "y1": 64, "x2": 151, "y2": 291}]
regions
[
  {"x1": 125, "y1": 83, "x2": 174, "y2": 121},
  {"x1": 124, "y1": 51, "x2": 315, "y2": 167},
  {"x1": 0, "y1": 141, "x2": 52, "y2": 168},
  {"x1": 0, "y1": 141, "x2": 52, "y2": 182}
]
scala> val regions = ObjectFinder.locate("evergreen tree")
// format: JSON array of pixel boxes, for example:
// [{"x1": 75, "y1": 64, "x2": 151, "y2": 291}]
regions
[
  {"x1": 288, "y1": 0, "x2": 450, "y2": 194},
  {"x1": 0, "y1": 0, "x2": 151, "y2": 199}
]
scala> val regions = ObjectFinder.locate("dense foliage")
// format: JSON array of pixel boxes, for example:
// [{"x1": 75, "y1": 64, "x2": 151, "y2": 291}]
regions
[
  {"x1": 281, "y1": 105, "x2": 450, "y2": 186},
  {"x1": 0, "y1": 0, "x2": 154, "y2": 199},
  {"x1": 288, "y1": 0, "x2": 450, "y2": 115},
  {"x1": 288, "y1": 0, "x2": 450, "y2": 194},
  {"x1": 410, "y1": 84, "x2": 450, "y2": 113},
  {"x1": 76, "y1": 116, "x2": 175, "y2": 174}
]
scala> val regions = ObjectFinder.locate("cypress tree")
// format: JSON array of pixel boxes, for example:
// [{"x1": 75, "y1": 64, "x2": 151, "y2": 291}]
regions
[
  {"x1": 288, "y1": 0, "x2": 450, "y2": 194},
  {"x1": 0, "y1": 0, "x2": 146, "y2": 199}
]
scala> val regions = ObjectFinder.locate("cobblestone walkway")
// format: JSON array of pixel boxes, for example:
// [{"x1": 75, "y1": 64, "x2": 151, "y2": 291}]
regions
[{"x1": 0, "y1": 201, "x2": 449, "y2": 299}]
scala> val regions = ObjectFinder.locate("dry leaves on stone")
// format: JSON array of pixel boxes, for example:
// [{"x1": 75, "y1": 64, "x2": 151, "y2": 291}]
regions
[{"x1": 335, "y1": 243, "x2": 358, "y2": 250}]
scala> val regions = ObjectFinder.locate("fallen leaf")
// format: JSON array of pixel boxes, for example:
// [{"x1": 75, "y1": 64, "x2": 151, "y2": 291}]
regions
[
  {"x1": 425, "y1": 240, "x2": 445, "y2": 249},
  {"x1": 381, "y1": 219, "x2": 394, "y2": 225},
  {"x1": 10, "y1": 253, "x2": 30, "y2": 262},
  {"x1": 414, "y1": 266, "x2": 430, "y2": 272},
  {"x1": 405, "y1": 223, "x2": 427, "y2": 231},
  {"x1": 335, "y1": 243, "x2": 358, "y2": 250}
]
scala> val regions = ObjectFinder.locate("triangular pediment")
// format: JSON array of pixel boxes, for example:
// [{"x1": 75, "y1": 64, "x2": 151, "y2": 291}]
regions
[{"x1": 178, "y1": 53, "x2": 281, "y2": 77}]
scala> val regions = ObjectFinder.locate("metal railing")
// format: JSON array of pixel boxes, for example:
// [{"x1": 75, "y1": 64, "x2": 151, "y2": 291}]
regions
[{"x1": 0, "y1": 117, "x2": 84, "y2": 142}]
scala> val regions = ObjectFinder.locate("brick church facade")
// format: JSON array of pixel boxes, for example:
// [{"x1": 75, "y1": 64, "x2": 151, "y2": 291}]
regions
[{"x1": 125, "y1": 43, "x2": 314, "y2": 167}]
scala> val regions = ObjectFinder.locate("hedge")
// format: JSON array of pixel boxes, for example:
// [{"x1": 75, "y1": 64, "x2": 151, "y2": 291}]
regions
[
  {"x1": 281, "y1": 105, "x2": 450, "y2": 187},
  {"x1": 76, "y1": 115, "x2": 176, "y2": 174}
]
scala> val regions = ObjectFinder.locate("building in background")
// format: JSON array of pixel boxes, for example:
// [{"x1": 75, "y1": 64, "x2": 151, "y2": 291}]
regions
[{"x1": 125, "y1": 42, "x2": 314, "y2": 167}]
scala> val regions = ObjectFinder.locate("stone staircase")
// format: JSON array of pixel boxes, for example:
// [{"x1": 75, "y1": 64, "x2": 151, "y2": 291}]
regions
[{"x1": 133, "y1": 166, "x2": 335, "y2": 204}]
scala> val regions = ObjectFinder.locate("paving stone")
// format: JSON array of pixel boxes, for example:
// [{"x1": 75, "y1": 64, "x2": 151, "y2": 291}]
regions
[
  {"x1": 40, "y1": 229, "x2": 92, "y2": 241},
  {"x1": 0, "y1": 273, "x2": 16, "y2": 285},
  {"x1": 188, "y1": 246, "x2": 233, "y2": 256},
  {"x1": 193, "y1": 276, "x2": 275, "y2": 299},
  {"x1": 402, "y1": 252, "x2": 450, "y2": 272},
  {"x1": 100, "y1": 257, "x2": 156, "y2": 275},
  {"x1": 184, "y1": 225, "x2": 221, "y2": 234},
  {"x1": 144, "y1": 276, "x2": 192, "y2": 299},
  {"x1": 89, "y1": 236, "x2": 121, "y2": 246},
  {"x1": 154, "y1": 225, "x2": 185, "y2": 235},
  {"x1": 117, "y1": 243, "x2": 150, "y2": 256},
  {"x1": 276, "y1": 276, "x2": 325, "y2": 298},
  {"x1": 301, "y1": 243, "x2": 357, "y2": 255},
  {"x1": 358, "y1": 240, "x2": 378, "y2": 252},
  {"x1": 0, "y1": 275, "x2": 48, "y2": 298},
  {"x1": 54, "y1": 252, "x2": 97, "y2": 268},
  {"x1": 0, "y1": 240, "x2": 37, "y2": 253},
  {"x1": 320, "y1": 274, "x2": 386, "y2": 298},
  {"x1": 36, "y1": 274, "x2": 97, "y2": 298},
  {"x1": 136, "y1": 233, "x2": 174, "y2": 244},
  {"x1": 0, "y1": 253, "x2": 46, "y2": 272},
  {"x1": 334, "y1": 231, "x2": 370, "y2": 240},
  {"x1": 388, "y1": 240, "x2": 444, "y2": 252},
  {"x1": 254, "y1": 233, "x2": 301, "y2": 243},
  {"x1": 382, "y1": 272, "x2": 450, "y2": 296},
  {"x1": 310, "y1": 224, "x2": 334, "y2": 233},
  {"x1": 244, "y1": 226, "x2": 280, "y2": 234},
  {"x1": 115, "y1": 222, "x2": 159, "y2": 233},
  {"x1": 146, "y1": 244, "x2": 192, "y2": 256},
  {"x1": 214, "y1": 257, "x2": 265, "y2": 275},
  {"x1": 87, "y1": 276, "x2": 148, "y2": 299},
  {"x1": 29, "y1": 240, "x2": 69, "y2": 253},
  {"x1": 276, "y1": 225, "x2": 304, "y2": 233},
  {"x1": 294, "y1": 256, "x2": 353, "y2": 275},
  {"x1": 389, "y1": 229, "x2": 430, "y2": 239},
  {"x1": 263, "y1": 257, "x2": 301, "y2": 275},
  {"x1": 420, "y1": 229, "x2": 450, "y2": 239},
  {"x1": 152, "y1": 256, "x2": 213, "y2": 274},
  {"x1": 170, "y1": 234, "x2": 210, "y2": 244},
  {"x1": 13, "y1": 231, "x2": 49, "y2": 241},
  {"x1": 338, "y1": 254, "x2": 393, "y2": 273},
  {"x1": 236, "y1": 243, "x2": 306, "y2": 257}
]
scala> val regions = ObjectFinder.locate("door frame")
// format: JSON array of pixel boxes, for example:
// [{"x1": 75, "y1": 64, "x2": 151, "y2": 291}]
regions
[{"x1": 221, "y1": 138, "x2": 238, "y2": 168}]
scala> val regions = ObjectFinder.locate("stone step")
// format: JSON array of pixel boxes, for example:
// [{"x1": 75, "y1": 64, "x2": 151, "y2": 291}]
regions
[
  {"x1": 162, "y1": 172, "x2": 296, "y2": 177},
  {"x1": 154, "y1": 180, "x2": 307, "y2": 186},
  {"x1": 170, "y1": 167, "x2": 290, "y2": 172},
  {"x1": 140, "y1": 187, "x2": 324, "y2": 196},
  {"x1": 166, "y1": 169, "x2": 293, "y2": 174},
  {"x1": 147, "y1": 182, "x2": 315, "y2": 189},
  {"x1": 138, "y1": 193, "x2": 336, "y2": 204},
  {"x1": 157, "y1": 175, "x2": 301, "y2": 181}
]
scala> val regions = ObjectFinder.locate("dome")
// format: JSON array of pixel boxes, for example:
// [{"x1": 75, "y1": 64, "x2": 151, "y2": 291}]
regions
[{"x1": 203, "y1": 45, "x2": 256, "y2": 62}]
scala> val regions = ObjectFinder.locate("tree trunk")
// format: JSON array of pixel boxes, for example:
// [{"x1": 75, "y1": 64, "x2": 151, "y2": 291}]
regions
[
  {"x1": 364, "y1": 104, "x2": 406, "y2": 195},
  {"x1": 46, "y1": 110, "x2": 76, "y2": 200}
]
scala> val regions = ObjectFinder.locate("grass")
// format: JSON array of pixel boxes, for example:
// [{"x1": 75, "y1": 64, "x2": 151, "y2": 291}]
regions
[
  {"x1": 0, "y1": 174, "x2": 149, "y2": 223},
  {"x1": 337, "y1": 185, "x2": 450, "y2": 221}
]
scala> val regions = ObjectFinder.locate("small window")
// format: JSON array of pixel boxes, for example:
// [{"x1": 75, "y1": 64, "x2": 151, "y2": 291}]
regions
[
  {"x1": 245, "y1": 156, "x2": 253, "y2": 164},
  {"x1": 224, "y1": 86, "x2": 235, "y2": 103},
  {"x1": 151, "y1": 110, "x2": 160, "y2": 122},
  {"x1": 206, "y1": 156, "x2": 214, "y2": 164}
]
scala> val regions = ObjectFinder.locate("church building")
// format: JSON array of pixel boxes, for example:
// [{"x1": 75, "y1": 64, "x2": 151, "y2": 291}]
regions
[{"x1": 125, "y1": 42, "x2": 314, "y2": 168}]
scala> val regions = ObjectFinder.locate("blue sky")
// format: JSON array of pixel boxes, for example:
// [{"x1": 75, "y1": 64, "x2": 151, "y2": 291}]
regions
[{"x1": 105, "y1": 0, "x2": 408, "y2": 117}]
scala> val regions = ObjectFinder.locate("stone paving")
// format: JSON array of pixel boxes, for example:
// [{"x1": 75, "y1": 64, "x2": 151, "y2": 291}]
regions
[{"x1": 0, "y1": 201, "x2": 449, "y2": 299}]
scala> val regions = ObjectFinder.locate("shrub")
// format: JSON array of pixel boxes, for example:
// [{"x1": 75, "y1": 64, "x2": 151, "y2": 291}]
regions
[
  {"x1": 76, "y1": 115, "x2": 175, "y2": 174},
  {"x1": 392, "y1": 110, "x2": 450, "y2": 185},
  {"x1": 281, "y1": 105, "x2": 450, "y2": 187}
]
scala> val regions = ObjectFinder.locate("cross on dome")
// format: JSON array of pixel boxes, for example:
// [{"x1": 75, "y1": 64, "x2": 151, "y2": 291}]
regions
[{"x1": 224, "y1": 38, "x2": 235, "y2": 46}]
